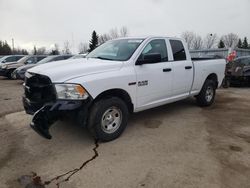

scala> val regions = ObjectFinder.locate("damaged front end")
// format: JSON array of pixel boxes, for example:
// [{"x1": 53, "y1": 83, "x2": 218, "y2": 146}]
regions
[
  {"x1": 30, "y1": 105, "x2": 56, "y2": 139},
  {"x1": 23, "y1": 72, "x2": 90, "y2": 139}
]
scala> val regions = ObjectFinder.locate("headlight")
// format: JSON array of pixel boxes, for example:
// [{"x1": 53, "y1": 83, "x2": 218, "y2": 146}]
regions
[
  {"x1": 54, "y1": 84, "x2": 89, "y2": 100},
  {"x1": 1, "y1": 64, "x2": 7, "y2": 69}
]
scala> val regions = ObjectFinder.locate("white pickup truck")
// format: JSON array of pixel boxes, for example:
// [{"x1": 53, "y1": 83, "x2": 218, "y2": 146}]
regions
[{"x1": 23, "y1": 36, "x2": 226, "y2": 141}]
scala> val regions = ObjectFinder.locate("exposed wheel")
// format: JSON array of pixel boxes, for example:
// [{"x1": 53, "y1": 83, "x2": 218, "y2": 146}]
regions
[
  {"x1": 7, "y1": 71, "x2": 12, "y2": 79},
  {"x1": 196, "y1": 79, "x2": 216, "y2": 107},
  {"x1": 88, "y1": 97, "x2": 129, "y2": 142},
  {"x1": 7, "y1": 70, "x2": 14, "y2": 79}
]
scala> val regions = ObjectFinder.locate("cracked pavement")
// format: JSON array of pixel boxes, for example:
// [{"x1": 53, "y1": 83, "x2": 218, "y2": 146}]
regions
[{"x1": 0, "y1": 76, "x2": 250, "y2": 188}]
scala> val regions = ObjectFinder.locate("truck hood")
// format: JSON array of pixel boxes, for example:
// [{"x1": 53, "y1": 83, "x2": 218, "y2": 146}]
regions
[{"x1": 28, "y1": 58, "x2": 124, "y2": 82}]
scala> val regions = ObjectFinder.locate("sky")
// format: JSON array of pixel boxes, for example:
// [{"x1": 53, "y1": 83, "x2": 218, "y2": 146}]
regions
[{"x1": 0, "y1": 0, "x2": 249, "y2": 53}]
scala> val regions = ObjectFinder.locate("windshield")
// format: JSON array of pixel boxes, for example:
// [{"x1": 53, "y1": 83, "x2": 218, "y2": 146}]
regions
[
  {"x1": 233, "y1": 57, "x2": 250, "y2": 66},
  {"x1": 37, "y1": 56, "x2": 55, "y2": 64},
  {"x1": 86, "y1": 39, "x2": 144, "y2": 61},
  {"x1": 240, "y1": 58, "x2": 250, "y2": 66}
]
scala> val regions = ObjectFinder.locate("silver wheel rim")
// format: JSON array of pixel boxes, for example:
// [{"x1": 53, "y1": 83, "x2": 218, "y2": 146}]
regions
[
  {"x1": 205, "y1": 86, "x2": 214, "y2": 102},
  {"x1": 101, "y1": 107, "x2": 122, "y2": 134}
]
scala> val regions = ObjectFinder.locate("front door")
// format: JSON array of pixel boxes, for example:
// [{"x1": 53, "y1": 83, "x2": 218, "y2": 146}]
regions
[{"x1": 134, "y1": 39, "x2": 173, "y2": 111}]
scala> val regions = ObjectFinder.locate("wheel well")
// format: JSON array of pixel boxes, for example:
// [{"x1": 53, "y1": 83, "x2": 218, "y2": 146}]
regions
[
  {"x1": 93, "y1": 89, "x2": 134, "y2": 113},
  {"x1": 206, "y1": 73, "x2": 218, "y2": 88}
]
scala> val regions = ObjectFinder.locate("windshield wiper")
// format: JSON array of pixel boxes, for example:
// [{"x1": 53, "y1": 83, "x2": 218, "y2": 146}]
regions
[{"x1": 91, "y1": 56, "x2": 114, "y2": 61}]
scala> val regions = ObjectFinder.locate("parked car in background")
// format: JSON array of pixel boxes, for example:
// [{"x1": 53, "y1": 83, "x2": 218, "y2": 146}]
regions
[
  {"x1": 69, "y1": 54, "x2": 87, "y2": 59},
  {"x1": 228, "y1": 56, "x2": 250, "y2": 86},
  {"x1": 11, "y1": 55, "x2": 48, "y2": 79},
  {"x1": 0, "y1": 55, "x2": 47, "y2": 79},
  {"x1": 0, "y1": 55, "x2": 24, "y2": 65},
  {"x1": 14, "y1": 55, "x2": 73, "y2": 80}
]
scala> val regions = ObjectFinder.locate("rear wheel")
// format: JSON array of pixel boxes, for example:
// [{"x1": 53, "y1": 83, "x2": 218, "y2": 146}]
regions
[
  {"x1": 88, "y1": 97, "x2": 129, "y2": 142},
  {"x1": 196, "y1": 79, "x2": 216, "y2": 107}
]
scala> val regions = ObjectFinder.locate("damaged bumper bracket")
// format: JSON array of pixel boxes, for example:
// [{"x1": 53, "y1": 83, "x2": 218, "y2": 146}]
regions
[
  {"x1": 30, "y1": 105, "x2": 58, "y2": 139},
  {"x1": 27, "y1": 99, "x2": 89, "y2": 139}
]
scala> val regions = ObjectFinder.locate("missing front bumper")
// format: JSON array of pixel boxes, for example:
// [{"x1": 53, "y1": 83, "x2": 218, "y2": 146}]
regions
[
  {"x1": 30, "y1": 105, "x2": 55, "y2": 139},
  {"x1": 25, "y1": 98, "x2": 90, "y2": 139}
]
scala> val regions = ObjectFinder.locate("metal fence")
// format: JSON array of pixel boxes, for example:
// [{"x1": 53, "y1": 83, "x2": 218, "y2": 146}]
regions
[{"x1": 190, "y1": 48, "x2": 250, "y2": 58}]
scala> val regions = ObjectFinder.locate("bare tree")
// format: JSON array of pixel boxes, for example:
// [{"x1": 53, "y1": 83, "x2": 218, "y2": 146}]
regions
[
  {"x1": 109, "y1": 28, "x2": 119, "y2": 39},
  {"x1": 204, "y1": 34, "x2": 218, "y2": 49},
  {"x1": 120, "y1": 26, "x2": 129, "y2": 37},
  {"x1": 221, "y1": 33, "x2": 239, "y2": 48},
  {"x1": 63, "y1": 41, "x2": 71, "y2": 54},
  {"x1": 192, "y1": 34, "x2": 203, "y2": 50},
  {"x1": 99, "y1": 33, "x2": 112, "y2": 44},
  {"x1": 36, "y1": 47, "x2": 47, "y2": 55},
  {"x1": 78, "y1": 42, "x2": 88, "y2": 54},
  {"x1": 181, "y1": 31, "x2": 196, "y2": 49},
  {"x1": 54, "y1": 43, "x2": 59, "y2": 52},
  {"x1": 50, "y1": 43, "x2": 60, "y2": 55},
  {"x1": 33, "y1": 46, "x2": 37, "y2": 55},
  {"x1": 98, "y1": 26, "x2": 129, "y2": 44}
]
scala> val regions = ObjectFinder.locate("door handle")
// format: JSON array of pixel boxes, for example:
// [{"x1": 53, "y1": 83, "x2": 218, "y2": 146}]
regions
[
  {"x1": 163, "y1": 68, "x2": 172, "y2": 72},
  {"x1": 185, "y1": 66, "x2": 192, "y2": 70}
]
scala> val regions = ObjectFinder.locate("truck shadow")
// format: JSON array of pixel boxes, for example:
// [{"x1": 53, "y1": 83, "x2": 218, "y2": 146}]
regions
[
  {"x1": 129, "y1": 97, "x2": 197, "y2": 127},
  {"x1": 48, "y1": 97, "x2": 197, "y2": 142}
]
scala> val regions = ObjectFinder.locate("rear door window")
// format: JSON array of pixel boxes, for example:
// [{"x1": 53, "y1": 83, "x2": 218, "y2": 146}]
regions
[{"x1": 170, "y1": 40, "x2": 187, "y2": 61}]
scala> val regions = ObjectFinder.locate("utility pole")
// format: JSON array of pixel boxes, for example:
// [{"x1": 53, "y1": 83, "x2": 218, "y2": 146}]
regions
[
  {"x1": 71, "y1": 32, "x2": 75, "y2": 54},
  {"x1": 12, "y1": 38, "x2": 14, "y2": 51}
]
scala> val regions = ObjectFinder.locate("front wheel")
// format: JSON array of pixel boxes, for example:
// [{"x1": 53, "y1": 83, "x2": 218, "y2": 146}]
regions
[
  {"x1": 88, "y1": 97, "x2": 129, "y2": 142},
  {"x1": 196, "y1": 79, "x2": 216, "y2": 107},
  {"x1": 7, "y1": 71, "x2": 13, "y2": 79}
]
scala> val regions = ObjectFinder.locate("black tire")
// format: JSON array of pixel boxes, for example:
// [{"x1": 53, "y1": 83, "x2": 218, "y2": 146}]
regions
[
  {"x1": 88, "y1": 97, "x2": 129, "y2": 142},
  {"x1": 7, "y1": 71, "x2": 13, "y2": 79},
  {"x1": 222, "y1": 77, "x2": 230, "y2": 88},
  {"x1": 196, "y1": 79, "x2": 216, "y2": 107}
]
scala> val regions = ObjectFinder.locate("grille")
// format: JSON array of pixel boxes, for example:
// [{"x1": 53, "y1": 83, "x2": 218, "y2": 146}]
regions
[{"x1": 24, "y1": 73, "x2": 56, "y2": 103}]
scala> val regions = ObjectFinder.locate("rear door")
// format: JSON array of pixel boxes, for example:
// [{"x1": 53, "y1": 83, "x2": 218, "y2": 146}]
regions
[
  {"x1": 134, "y1": 38, "x2": 173, "y2": 110},
  {"x1": 169, "y1": 40, "x2": 193, "y2": 97}
]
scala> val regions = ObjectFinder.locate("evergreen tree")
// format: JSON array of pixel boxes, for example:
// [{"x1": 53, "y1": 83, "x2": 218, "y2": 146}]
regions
[
  {"x1": 242, "y1": 37, "x2": 249, "y2": 49},
  {"x1": 237, "y1": 39, "x2": 242, "y2": 48},
  {"x1": 33, "y1": 46, "x2": 37, "y2": 55},
  {"x1": 88, "y1": 30, "x2": 99, "y2": 52},
  {"x1": 0, "y1": 41, "x2": 12, "y2": 55},
  {"x1": 50, "y1": 49, "x2": 60, "y2": 55},
  {"x1": 21, "y1": 49, "x2": 29, "y2": 55},
  {"x1": 218, "y1": 39, "x2": 225, "y2": 48}
]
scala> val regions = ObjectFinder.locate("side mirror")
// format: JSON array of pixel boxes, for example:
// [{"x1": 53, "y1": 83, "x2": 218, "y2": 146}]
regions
[{"x1": 136, "y1": 53, "x2": 161, "y2": 65}]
